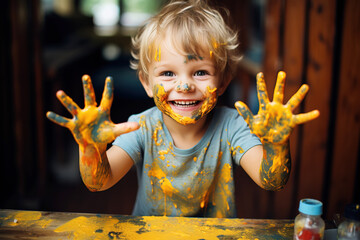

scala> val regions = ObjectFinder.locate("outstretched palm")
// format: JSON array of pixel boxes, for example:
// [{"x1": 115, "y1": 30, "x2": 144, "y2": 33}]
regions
[
  {"x1": 235, "y1": 71, "x2": 319, "y2": 144},
  {"x1": 47, "y1": 75, "x2": 137, "y2": 150}
]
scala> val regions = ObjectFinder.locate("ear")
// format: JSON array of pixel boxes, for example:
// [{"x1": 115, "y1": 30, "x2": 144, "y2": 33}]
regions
[
  {"x1": 217, "y1": 73, "x2": 232, "y2": 96},
  {"x1": 139, "y1": 71, "x2": 153, "y2": 98}
]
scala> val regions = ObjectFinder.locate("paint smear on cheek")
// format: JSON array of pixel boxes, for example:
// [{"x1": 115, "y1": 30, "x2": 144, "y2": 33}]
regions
[
  {"x1": 153, "y1": 84, "x2": 217, "y2": 125},
  {"x1": 192, "y1": 86, "x2": 217, "y2": 121}
]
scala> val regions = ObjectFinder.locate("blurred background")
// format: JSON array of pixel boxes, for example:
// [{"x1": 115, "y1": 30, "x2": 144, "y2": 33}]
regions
[{"x1": 0, "y1": 0, "x2": 359, "y2": 220}]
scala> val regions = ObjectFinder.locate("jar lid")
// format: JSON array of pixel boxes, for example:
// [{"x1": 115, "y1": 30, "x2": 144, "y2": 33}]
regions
[
  {"x1": 344, "y1": 203, "x2": 360, "y2": 221},
  {"x1": 299, "y1": 199, "x2": 323, "y2": 215}
]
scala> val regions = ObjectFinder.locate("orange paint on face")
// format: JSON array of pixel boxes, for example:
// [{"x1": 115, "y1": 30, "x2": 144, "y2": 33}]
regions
[
  {"x1": 154, "y1": 47, "x2": 161, "y2": 62},
  {"x1": 153, "y1": 84, "x2": 218, "y2": 125}
]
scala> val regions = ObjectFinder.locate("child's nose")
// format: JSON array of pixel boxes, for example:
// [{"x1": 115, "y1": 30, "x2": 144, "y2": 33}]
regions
[{"x1": 175, "y1": 82, "x2": 195, "y2": 93}]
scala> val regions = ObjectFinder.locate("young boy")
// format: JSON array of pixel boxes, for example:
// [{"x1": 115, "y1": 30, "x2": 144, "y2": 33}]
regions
[{"x1": 47, "y1": 0, "x2": 319, "y2": 218}]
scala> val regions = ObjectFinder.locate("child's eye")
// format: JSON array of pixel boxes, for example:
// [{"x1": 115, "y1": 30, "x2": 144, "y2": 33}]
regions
[
  {"x1": 194, "y1": 70, "x2": 209, "y2": 76},
  {"x1": 161, "y1": 71, "x2": 175, "y2": 77}
]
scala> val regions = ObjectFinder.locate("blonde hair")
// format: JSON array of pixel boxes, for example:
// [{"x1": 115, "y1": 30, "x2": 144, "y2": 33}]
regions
[{"x1": 130, "y1": 0, "x2": 241, "y2": 83}]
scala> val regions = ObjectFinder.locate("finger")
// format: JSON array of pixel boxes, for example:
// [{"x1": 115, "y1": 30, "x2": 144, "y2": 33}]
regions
[
  {"x1": 286, "y1": 84, "x2": 309, "y2": 111},
  {"x1": 56, "y1": 90, "x2": 80, "y2": 115},
  {"x1": 82, "y1": 74, "x2": 97, "y2": 107},
  {"x1": 273, "y1": 71, "x2": 286, "y2": 103},
  {"x1": 235, "y1": 101, "x2": 254, "y2": 125},
  {"x1": 294, "y1": 110, "x2": 320, "y2": 125},
  {"x1": 46, "y1": 111, "x2": 72, "y2": 128},
  {"x1": 100, "y1": 76, "x2": 114, "y2": 112},
  {"x1": 113, "y1": 122, "x2": 140, "y2": 137},
  {"x1": 256, "y1": 72, "x2": 269, "y2": 111}
]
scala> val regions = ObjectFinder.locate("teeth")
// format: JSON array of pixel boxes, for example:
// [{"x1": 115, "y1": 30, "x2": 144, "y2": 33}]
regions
[{"x1": 174, "y1": 100, "x2": 197, "y2": 106}]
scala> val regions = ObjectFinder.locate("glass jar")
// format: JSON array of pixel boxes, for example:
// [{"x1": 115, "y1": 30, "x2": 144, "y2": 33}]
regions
[
  {"x1": 294, "y1": 199, "x2": 325, "y2": 240},
  {"x1": 337, "y1": 203, "x2": 360, "y2": 240}
]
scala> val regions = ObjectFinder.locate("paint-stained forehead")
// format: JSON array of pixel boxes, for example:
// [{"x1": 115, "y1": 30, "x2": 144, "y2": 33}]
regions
[{"x1": 148, "y1": 29, "x2": 213, "y2": 62}]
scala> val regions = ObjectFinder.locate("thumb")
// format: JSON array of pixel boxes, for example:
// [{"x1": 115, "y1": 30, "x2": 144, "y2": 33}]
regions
[
  {"x1": 235, "y1": 101, "x2": 254, "y2": 125},
  {"x1": 113, "y1": 122, "x2": 140, "y2": 137}
]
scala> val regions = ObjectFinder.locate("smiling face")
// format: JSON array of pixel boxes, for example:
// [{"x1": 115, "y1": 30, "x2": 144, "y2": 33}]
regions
[{"x1": 140, "y1": 35, "x2": 224, "y2": 125}]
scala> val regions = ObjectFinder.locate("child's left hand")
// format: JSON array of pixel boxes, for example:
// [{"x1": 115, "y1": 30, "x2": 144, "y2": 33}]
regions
[{"x1": 235, "y1": 71, "x2": 320, "y2": 144}]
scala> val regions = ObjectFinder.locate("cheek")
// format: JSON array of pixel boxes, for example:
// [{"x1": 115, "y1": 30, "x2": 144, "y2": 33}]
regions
[
  {"x1": 193, "y1": 86, "x2": 218, "y2": 119},
  {"x1": 153, "y1": 84, "x2": 169, "y2": 108}
]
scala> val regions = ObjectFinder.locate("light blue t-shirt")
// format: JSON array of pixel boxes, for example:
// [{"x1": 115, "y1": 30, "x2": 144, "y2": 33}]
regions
[{"x1": 113, "y1": 106, "x2": 261, "y2": 217}]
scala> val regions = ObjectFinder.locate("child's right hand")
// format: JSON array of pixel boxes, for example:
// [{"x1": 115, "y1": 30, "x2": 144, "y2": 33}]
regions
[{"x1": 46, "y1": 75, "x2": 139, "y2": 152}]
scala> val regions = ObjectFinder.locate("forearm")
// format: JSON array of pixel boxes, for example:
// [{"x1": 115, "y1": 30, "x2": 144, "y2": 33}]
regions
[
  {"x1": 79, "y1": 143, "x2": 111, "y2": 192},
  {"x1": 259, "y1": 140, "x2": 291, "y2": 191}
]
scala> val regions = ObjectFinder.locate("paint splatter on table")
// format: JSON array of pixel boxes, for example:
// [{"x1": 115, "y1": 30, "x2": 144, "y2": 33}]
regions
[{"x1": 0, "y1": 209, "x2": 294, "y2": 239}]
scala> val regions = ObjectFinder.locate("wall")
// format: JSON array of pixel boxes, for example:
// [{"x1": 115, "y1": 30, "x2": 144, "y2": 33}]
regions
[{"x1": 230, "y1": 0, "x2": 360, "y2": 219}]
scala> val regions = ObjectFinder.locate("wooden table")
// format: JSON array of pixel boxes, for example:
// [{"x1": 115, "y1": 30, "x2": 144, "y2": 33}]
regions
[{"x1": 0, "y1": 209, "x2": 294, "y2": 239}]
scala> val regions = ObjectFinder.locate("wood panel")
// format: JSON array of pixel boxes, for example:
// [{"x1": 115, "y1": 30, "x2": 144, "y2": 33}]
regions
[
  {"x1": 297, "y1": 0, "x2": 336, "y2": 204},
  {"x1": 10, "y1": 0, "x2": 33, "y2": 198},
  {"x1": 32, "y1": 0, "x2": 47, "y2": 202},
  {"x1": 9, "y1": 0, "x2": 45, "y2": 205},
  {"x1": 263, "y1": 0, "x2": 283, "y2": 93},
  {"x1": 327, "y1": 0, "x2": 360, "y2": 217}
]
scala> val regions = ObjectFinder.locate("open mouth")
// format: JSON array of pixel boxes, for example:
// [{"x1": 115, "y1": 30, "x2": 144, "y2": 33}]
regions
[{"x1": 171, "y1": 100, "x2": 201, "y2": 108}]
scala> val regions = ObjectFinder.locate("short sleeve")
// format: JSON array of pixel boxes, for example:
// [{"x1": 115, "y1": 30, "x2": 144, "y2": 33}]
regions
[
  {"x1": 225, "y1": 110, "x2": 261, "y2": 165},
  {"x1": 112, "y1": 115, "x2": 143, "y2": 165}
]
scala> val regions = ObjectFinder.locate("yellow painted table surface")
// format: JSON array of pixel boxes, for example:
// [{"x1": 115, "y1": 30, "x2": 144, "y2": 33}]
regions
[{"x1": 0, "y1": 209, "x2": 294, "y2": 239}]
